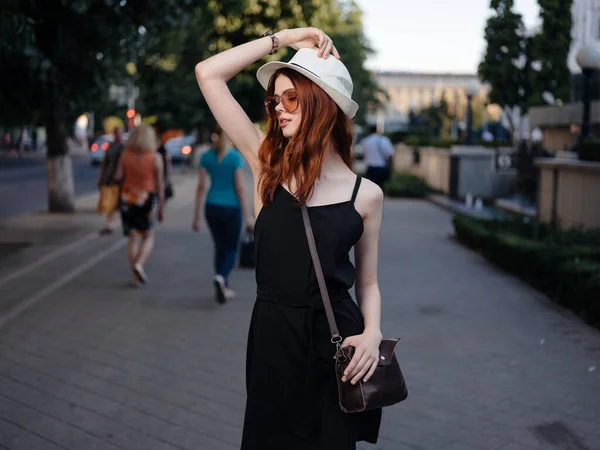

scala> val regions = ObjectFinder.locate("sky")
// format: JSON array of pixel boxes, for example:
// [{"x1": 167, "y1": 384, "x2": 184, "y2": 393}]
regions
[{"x1": 353, "y1": 0, "x2": 541, "y2": 74}]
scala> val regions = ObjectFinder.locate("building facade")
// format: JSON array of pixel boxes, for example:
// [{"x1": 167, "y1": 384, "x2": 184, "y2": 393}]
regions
[{"x1": 368, "y1": 72, "x2": 498, "y2": 133}]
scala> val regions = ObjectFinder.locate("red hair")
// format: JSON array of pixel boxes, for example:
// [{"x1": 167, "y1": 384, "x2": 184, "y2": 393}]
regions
[{"x1": 258, "y1": 69, "x2": 353, "y2": 206}]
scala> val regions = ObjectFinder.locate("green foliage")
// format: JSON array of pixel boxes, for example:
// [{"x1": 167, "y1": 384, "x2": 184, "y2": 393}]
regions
[
  {"x1": 384, "y1": 130, "x2": 410, "y2": 144},
  {"x1": 478, "y1": 0, "x2": 530, "y2": 133},
  {"x1": 403, "y1": 135, "x2": 456, "y2": 148},
  {"x1": 0, "y1": 0, "x2": 194, "y2": 153},
  {"x1": 408, "y1": 95, "x2": 456, "y2": 138},
  {"x1": 529, "y1": 0, "x2": 573, "y2": 106},
  {"x1": 572, "y1": 139, "x2": 600, "y2": 162},
  {"x1": 136, "y1": 0, "x2": 380, "y2": 130},
  {"x1": 2, "y1": 0, "x2": 378, "y2": 149},
  {"x1": 480, "y1": 0, "x2": 574, "y2": 113},
  {"x1": 557, "y1": 260, "x2": 600, "y2": 314},
  {"x1": 476, "y1": 138, "x2": 513, "y2": 148},
  {"x1": 384, "y1": 172, "x2": 433, "y2": 198},
  {"x1": 453, "y1": 215, "x2": 600, "y2": 327}
]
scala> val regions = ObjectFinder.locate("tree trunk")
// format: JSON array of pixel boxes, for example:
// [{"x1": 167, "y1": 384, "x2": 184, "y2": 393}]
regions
[
  {"x1": 503, "y1": 106, "x2": 516, "y2": 146},
  {"x1": 45, "y1": 96, "x2": 75, "y2": 213}
]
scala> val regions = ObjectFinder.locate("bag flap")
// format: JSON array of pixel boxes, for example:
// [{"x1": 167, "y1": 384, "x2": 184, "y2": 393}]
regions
[{"x1": 378, "y1": 338, "x2": 400, "y2": 366}]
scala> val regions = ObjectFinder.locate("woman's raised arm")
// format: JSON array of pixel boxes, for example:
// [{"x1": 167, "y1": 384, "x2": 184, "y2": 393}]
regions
[{"x1": 195, "y1": 28, "x2": 339, "y2": 174}]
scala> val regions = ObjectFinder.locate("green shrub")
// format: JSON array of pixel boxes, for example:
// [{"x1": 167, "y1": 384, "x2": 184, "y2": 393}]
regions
[
  {"x1": 557, "y1": 260, "x2": 600, "y2": 313},
  {"x1": 403, "y1": 135, "x2": 457, "y2": 148},
  {"x1": 476, "y1": 139, "x2": 513, "y2": 148},
  {"x1": 384, "y1": 172, "x2": 432, "y2": 198},
  {"x1": 429, "y1": 138, "x2": 456, "y2": 149},
  {"x1": 403, "y1": 135, "x2": 426, "y2": 147},
  {"x1": 452, "y1": 214, "x2": 600, "y2": 328},
  {"x1": 585, "y1": 273, "x2": 600, "y2": 325},
  {"x1": 384, "y1": 130, "x2": 409, "y2": 144},
  {"x1": 452, "y1": 215, "x2": 493, "y2": 249},
  {"x1": 573, "y1": 139, "x2": 600, "y2": 162}
]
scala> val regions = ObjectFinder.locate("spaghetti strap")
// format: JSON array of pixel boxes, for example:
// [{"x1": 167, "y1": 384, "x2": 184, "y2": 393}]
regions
[{"x1": 350, "y1": 175, "x2": 361, "y2": 203}]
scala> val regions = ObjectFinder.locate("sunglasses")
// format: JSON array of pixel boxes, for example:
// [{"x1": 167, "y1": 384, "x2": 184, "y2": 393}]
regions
[{"x1": 264, "y1": 89, "x2": 299, "y2": 118}]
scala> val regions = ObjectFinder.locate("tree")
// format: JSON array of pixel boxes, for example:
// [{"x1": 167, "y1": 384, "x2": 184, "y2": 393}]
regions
[
  {"x1": 0, "y1": 0, "x2": 193, "y2": 212},
  {"x1": 529, "y1": 0, "x2": 573, "y2": 106},
  {"x1": 135, "y1": 0, "x2": 380, "y2": 132},
  {"x1": 478, "y1": 0, "x2": 530, "y2": 143},
  {"x1": 416, "y1": 97, "x2": 450, "y2": 138}
]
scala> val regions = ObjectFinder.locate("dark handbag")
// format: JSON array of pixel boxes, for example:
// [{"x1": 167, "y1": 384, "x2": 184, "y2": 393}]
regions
[
  {"x1": 165, "y1": 181, "x2": 174, "y2": 200},
  {"x1": 301, "y1": 205, "x2": 408, "y2": 413},
  {"x1": 239, "y1": 227, "x2": 255, "y2": 268}
]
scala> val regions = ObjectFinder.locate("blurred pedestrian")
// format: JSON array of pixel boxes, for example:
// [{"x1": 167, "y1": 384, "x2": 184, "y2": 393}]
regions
[
  {"x1": 196, "y1": 27, "x2": 384, "y2": 449},
  {"x1": 31, "y1": 129, "x2": 38, "y2": 153},
  {"x1": 192, "y1": 125, "x2": 253, "y2": 303},
  {"x1": 114, "y1": 124, "x2": 165, "y2": 286},
  {"x1": 360, "y1": 124, "x2": 394, "y2": 188},
  {"x1": 97, "y1": 126, "x2": 124, "y2": 235},
  {"x1": 154, "y1": 121, "x2": 174, "y2": 202}
]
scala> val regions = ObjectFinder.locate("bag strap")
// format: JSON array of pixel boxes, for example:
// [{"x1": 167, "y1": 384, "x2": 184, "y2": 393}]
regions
[{"x1": 300, "y1": 205, "x2": 341, "y2": 343}]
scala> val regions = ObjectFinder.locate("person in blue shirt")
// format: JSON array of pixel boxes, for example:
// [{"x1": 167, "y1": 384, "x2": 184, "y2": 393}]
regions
[{"x1": 192, "y1": 125, "x2": 254, "y2": 303}]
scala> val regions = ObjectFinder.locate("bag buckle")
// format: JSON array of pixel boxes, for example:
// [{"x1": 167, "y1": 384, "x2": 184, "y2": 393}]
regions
[{"x1": 331, "y1": 335, "x2": 347, "y2": 361}]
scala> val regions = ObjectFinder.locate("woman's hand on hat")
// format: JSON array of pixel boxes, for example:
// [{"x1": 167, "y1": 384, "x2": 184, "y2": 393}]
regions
[{"x1": 279, "y1": 28, "x2": 340, "y2": 60}]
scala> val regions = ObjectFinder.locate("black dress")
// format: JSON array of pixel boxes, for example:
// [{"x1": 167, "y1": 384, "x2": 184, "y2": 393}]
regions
[{"x1": 241, "y1": 175, "x2": 382, "y2": 450}]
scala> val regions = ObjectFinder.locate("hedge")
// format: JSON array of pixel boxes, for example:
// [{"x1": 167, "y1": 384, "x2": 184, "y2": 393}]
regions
[
  {"x1": 572, "y1": 139, "x2": 600, "y2": 162},
  {"x1": 384, "y1": 172, "x2": 433, "y2": 198},
  {"x1": 403, "y1": 135, "x2": 457, "y2": 149},
  {"x1": 453, "y1": 215, "x2": 600, "y2": 327}
]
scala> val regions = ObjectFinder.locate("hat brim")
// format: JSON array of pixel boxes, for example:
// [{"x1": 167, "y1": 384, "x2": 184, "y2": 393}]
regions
[{"x1": 256, "y1": 61, "x2": 359, "y2": 119}]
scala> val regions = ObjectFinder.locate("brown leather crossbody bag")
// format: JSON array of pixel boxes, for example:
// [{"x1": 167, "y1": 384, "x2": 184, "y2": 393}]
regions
[{"x1": 301, "y1": 205, "x2": 408, "y2": 413}]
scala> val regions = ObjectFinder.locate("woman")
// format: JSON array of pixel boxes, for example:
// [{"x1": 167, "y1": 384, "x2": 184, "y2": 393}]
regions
[
  {"x1": 192, "y1": 125, "x2": 253, "y2": 303},
  {"x1": 115, "y1": 124, "x2": 165, "y2": 286},
  {"x1": 154, "y1": 121, "x2": 174, "y2": 201},
  {"x1": 97, "y1": 126, "x2": 124, "y2": 235},
  {"x1": 195, "y1": 28, "x2": 384, "y2": 449}
]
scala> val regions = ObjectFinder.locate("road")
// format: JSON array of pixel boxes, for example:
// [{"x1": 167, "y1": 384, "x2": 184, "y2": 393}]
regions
[{"x1": 0, "y1": 154, "x2": 99, "y2": 220}]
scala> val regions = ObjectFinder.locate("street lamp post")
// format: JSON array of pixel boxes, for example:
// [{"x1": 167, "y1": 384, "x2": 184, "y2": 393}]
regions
[
  {"x1": 576, "y1": 43, "x2": 600, "y2": 142},
  {"x1": 465, "y1": 81, "x2": 479, "y2": 145}
]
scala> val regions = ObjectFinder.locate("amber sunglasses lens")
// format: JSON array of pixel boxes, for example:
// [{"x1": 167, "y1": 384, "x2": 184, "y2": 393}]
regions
[
  {"x1": 264, "y1": 90, "x2": 298, "y2": 118},
  {"x1": 281, "y1": 92, "x2": 298, "y2": 113}
]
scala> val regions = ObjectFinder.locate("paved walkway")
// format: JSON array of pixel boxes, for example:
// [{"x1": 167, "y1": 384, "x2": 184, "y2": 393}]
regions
[{"x1": 0, "y1": 172, "x2": 599, "y2": 450}]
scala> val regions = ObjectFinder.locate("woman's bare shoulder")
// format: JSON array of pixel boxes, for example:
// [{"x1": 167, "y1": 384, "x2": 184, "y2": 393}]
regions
[{"x1": 355, "y1": 177, "x2": 383, "y2": 218}]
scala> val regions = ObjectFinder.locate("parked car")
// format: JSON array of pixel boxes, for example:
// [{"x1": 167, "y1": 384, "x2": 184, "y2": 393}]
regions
[
  {"x1": 90, "y1": 134, "x2": 114, "y2": 166},
  {"x1": 164, "y1": 135, "x2": 195, "y2": 163}
]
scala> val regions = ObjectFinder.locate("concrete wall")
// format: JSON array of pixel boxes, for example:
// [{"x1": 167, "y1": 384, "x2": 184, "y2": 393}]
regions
[
  {"x1": 394, "y1": 145, "x2": 451, "y2": 194},
  {"x1": 452, "y1": 147, "x2": 516, "y2": 200},
  {"x1": 529, "y1": 101, "x2": 600, "y2": 152},
  {"x1": 393, "y1": 144, "x2": 517, "y2": 200},
  {"x1": 536, "y1": 158, "x2": 600, "y2": 229}
]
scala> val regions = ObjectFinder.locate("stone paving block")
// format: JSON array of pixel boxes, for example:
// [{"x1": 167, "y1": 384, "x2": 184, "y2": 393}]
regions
[
  {"x1": 0, "y1": 395, "x2": 130, "y2": 450},
  {"x1": 0, "y1": 347, "x2": 243, "y2": 445},
  {"x1": 440, "y1": 443, "x2": 483, "y2": 450},
  {"x1": 0, "y1": 418, "x2": 66, "y2": 450},
  {"x1": 0, "y1": 335, "x2": 245, "y2": 421},
  {"x1": 496, "y1": 443, "x2": 544, "y2": 450},
  {"x1": 0, "y1": 361, "x2": 240, "y2": 449}
]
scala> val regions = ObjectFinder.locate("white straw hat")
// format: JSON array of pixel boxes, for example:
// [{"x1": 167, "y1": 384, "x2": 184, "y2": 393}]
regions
[{"x1": 256, "y1": 48, "x2": 359, "y2": 119}]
